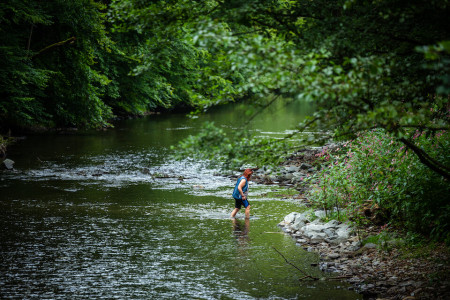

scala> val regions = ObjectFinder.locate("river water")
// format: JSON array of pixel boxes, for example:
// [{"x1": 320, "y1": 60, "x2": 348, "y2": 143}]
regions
[{"x1": 0, "y1": 100, "x2": 361, "y2": 299}]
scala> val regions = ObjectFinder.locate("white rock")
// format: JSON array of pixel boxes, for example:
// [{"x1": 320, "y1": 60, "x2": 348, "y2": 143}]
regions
[
  {"x1": 284, "y1": 173, "x2": 294, "y2": 180},
  {"x1": 328, "y1": 253, "x2": 340, "y2": 259},
  {"x1": 303, "y1": 223, "x2": 326, "y2": 232},
  {"x1": 314, "y1": 210, "x2": 326, "y2": 219},
  {"x1": 2, "y1": 158, "x2": 14, "y2": 170},
  {"x1": 291, "y1": 218, "x2": 308, "y2": 231},
  {"x1": 324, "y1": 219, "x2": 340, "y2": 228},
  {"x1": 311, "y1": 232, "x2": 327, "y2": 239},
  {"x1": 336, "y1": 224, "x2": 352, "y2": 239},
  {"x1": 284, "y1": 212, "x2": 299, "y2": 224},
  {"x1": 278, "y1": 221, "x2": 288, "y2": 227},
  {"x1": 329, "y1": 237, "x2": 349, "y2": 245},
  {"x1": 292, "y1": 172, "x2": 306, "y2": 178},
  {"x1": 323, "y1": 228, "x2": 337, "y2": 238},
  {"x1": 285, "y1": 165, "x2": 300, "y2": 173}
]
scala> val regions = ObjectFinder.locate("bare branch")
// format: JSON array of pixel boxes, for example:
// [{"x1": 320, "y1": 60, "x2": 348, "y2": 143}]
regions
[
  {"x1": 272, "y1": 247, "x2": 319, "y2": 280},
  {"x1": 32, "y1": 36, "x2": 76, "y2": 58}
]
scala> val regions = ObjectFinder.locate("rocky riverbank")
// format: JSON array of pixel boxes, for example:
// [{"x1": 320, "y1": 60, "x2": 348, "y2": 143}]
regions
[
  {"x1": 245, "y1": 145, "x2": 449, "y2": 300},
  {"x1": 278, "y1": 209, "x2": 449, "y2": 300},
  {"x1": 250, "y1": 146, "x2": 325, "y2": 193}
]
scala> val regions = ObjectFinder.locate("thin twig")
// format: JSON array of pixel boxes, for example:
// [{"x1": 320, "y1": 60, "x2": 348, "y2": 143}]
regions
[
  {"x1": 27, "y1": 24, "x2": 34, "y2": 52},
  {"x1": 32, "y1": 36, "x2": 76, "y2": 58},
  {"x1": 243, "y1": 94, "x2": 280, "y2": 126}
]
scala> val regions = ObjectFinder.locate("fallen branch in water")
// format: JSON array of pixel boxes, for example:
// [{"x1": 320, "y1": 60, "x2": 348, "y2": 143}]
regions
[
  {"x1": 272, "y1": 247, "x2": 319, "y2": 280},
  {"x1": 273, "y1": 247, "x2": 353, "y2": 281}
]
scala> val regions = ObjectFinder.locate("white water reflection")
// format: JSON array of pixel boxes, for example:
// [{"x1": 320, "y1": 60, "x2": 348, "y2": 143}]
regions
[{"x1": 3, "y1": 152, "x2": 239, "y2": 192}]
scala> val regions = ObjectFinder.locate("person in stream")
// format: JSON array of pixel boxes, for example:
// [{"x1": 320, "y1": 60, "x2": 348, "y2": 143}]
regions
[{"x1": 231, "y1": 168, "x2": 253, "y2": 219}]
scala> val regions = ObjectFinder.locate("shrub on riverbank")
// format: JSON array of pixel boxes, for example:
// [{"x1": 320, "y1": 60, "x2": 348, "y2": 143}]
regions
[{"x1": 307, "y1": 129, "x2": 450, "y2": 242}]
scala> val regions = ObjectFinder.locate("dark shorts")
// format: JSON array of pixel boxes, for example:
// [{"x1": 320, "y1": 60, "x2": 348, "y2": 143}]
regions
[{"x1": 234, "y1": 198, "x2": 250, "y2": 209}]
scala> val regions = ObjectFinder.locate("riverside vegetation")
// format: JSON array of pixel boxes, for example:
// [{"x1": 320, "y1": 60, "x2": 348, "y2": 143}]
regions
[
  {"x1": 176, "y1": 128, "x2": 449, "y2": 298},
  {"x1": 253, "y1": 135, "x2": 449, "y2": 299}
]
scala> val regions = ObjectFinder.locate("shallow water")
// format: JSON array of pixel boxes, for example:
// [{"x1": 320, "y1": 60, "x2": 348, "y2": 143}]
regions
[{"x1": 0, "y1": 100, "x2": 361, "y2": 299}]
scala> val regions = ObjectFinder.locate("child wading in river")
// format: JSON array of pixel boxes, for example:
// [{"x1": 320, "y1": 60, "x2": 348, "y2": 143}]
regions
[{"x1": 230, "y1": 169, "x2": 253, "y2": 219}]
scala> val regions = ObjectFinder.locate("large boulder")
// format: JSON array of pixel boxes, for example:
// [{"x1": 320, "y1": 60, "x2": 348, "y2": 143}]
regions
[
  {"x1": 300, "y1": 222, "x2": 329, "y2": 239},
  {"x1": 303, "y1": 223, "x2": 326, "y2": 232}
]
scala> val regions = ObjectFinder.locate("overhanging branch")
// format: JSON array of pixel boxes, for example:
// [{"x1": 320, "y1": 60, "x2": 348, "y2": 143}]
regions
[{"x1": 399, "y1": 137, "x2": 450, "y2": 180}]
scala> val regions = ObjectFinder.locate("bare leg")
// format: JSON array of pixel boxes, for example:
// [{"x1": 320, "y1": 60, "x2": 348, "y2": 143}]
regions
[
  {"x1": 230, "y1": 208, "x2": 240, "y2": 218},
  {"x1": 244, "y1": 205, "x2": 251, "y2": 219}
]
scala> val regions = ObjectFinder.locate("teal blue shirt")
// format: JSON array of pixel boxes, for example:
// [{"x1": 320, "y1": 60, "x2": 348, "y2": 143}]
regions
[{"x1": 232, "y1": 176, "x2": 248, "y2": 200}]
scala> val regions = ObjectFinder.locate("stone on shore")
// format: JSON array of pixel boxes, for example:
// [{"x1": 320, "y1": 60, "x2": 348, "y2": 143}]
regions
[
  {"x1": 300, "y1": 163, "x2": 312, "y2": 170},
  {"x1": 283, "y1": 212, "x2": 300, "y2": 224},
  {"x1": 1, "y1": 158, "x2": 14, "y2": 170}
]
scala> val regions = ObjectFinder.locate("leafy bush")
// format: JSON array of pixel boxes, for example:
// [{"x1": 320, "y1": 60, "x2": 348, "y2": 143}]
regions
[{"x1": 308, "y1": 129, "x2": 450, "y2": 240}]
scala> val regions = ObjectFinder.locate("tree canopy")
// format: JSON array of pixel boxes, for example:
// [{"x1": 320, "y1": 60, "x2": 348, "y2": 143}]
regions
[
  {"x1": 180, "y1": 0, "x2": 450, "y2": 178},
  {"x1": 1, "y1": 0, "x2": 449, "y2": 176},
  {"x1": 0, "y1": 0, "x2": 244, "y2": 130}
]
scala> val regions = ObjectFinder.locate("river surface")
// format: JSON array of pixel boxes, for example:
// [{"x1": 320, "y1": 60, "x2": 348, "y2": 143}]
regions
[{"x1": 0, "y1": 100, "x2": 361, "y2": 299}]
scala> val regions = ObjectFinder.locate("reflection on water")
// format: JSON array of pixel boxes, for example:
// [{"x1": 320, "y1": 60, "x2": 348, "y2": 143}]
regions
[
  {"x1": 0, "y1": 101, "x2": 361, "y2": 299},
  {"x1": 232, "y1": 218, "x2": 251, "y2": 249}
]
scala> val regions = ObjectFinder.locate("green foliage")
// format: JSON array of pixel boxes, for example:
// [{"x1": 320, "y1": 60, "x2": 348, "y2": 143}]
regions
[
  {"x1": 172, "y1": 121, "x2": 294, "y2": 169},
  {"x1": 0, "y1": 0, "x2": 114, "y2": 129},
  {"x1": 308, "y1": 129, "x2": 450, "y2": 239},
  {"x1": 362, "y1": 230, "x2": 400, "y2": 253},
  {"x1": 2, "y1": 0, "x2": 448, "y2": 145},
  {"x1": 0, "y1": 0, "x2": 53, "y2": 127},
  {"x1": 0, "y1": 134, "x2": 14, "y2": 156},
  {"x1": 106, "y1": 0, "x2": 244, "y2": 113},
  {"x1": 1, "y1": 0, "x2": 448, "y2": 241},
  {"x1": 0, "y1": 0, "x2": 246, "y2": 130},
  {"x1": 417, "y1": 40, "x2": 450, "y2": 95},
  {"x1": 185, "y1": 0, "x2": 450, "y2": 177},
  {"x1": 170, "y1": 1, "x2": 450, "y2": 241},
  {"x1": 320, "y1": 210, "x2": 348, "y2": 224}
]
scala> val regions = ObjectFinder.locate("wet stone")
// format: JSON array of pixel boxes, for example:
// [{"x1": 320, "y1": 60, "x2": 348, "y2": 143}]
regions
[
  {"x1": 328, "y1": 253, "x2": 340, "y2": 259},
  {"x1": 300, "y1": 163, "x2": 312, "y2": 170},
  {"x1": 2, "y1": 158, "x2": 14, "y2": 170}
]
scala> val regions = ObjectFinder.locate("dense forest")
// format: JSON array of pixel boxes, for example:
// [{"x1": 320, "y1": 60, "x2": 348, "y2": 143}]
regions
[
  {"x1": 1, "y1": 1, "x2": 449, "y2": 240},
  {"x1": 0, "y1": 0, "x2": 246, "y2": 130}
]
